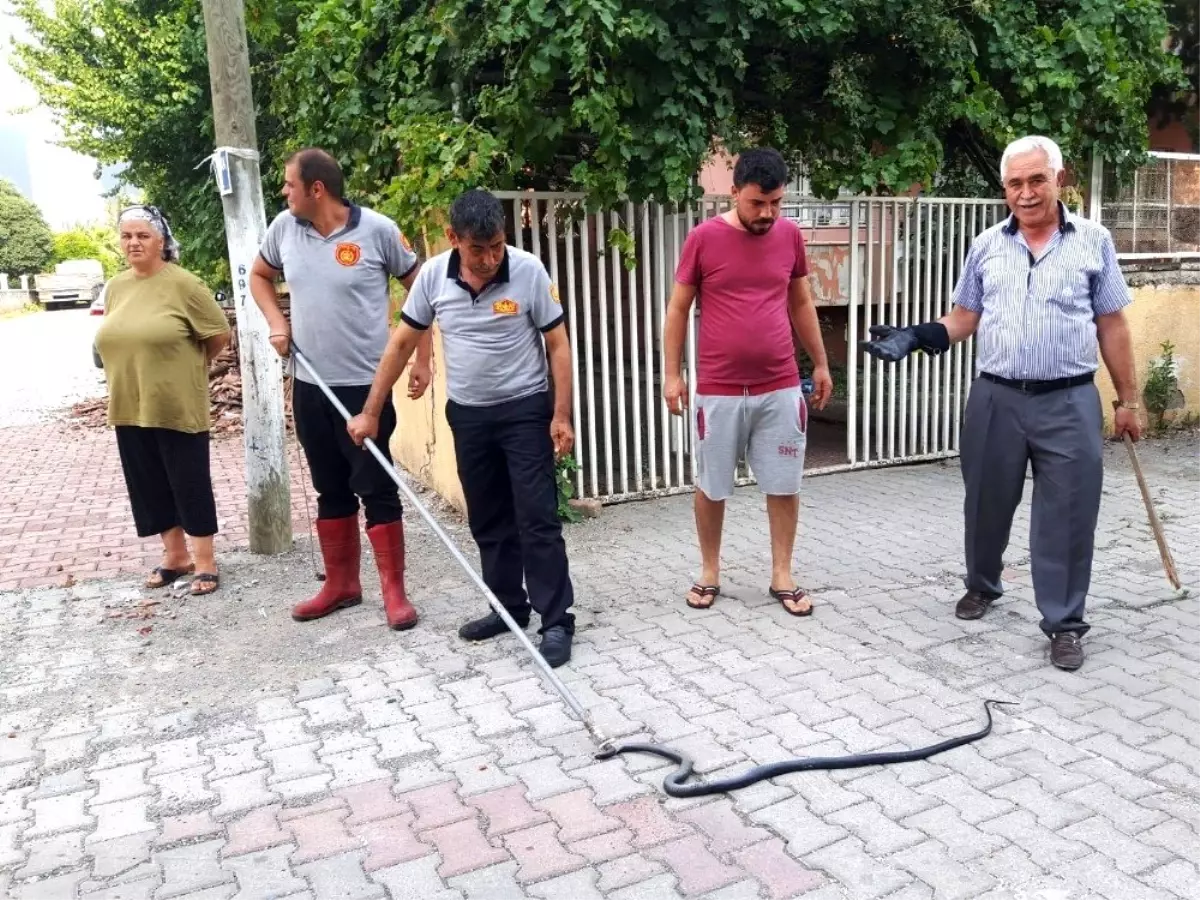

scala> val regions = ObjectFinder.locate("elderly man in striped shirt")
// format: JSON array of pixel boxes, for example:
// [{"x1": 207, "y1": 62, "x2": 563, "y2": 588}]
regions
[{"x1": 863, "y1": 135, "x2": 1142, "y2": 671}]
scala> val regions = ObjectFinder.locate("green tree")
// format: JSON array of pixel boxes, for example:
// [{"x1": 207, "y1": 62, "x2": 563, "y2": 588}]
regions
[
  {"x1": 52, "y1": 227, "x2": 125, "y2": 279},
  {"x1": 0, "y1": 179, "x2": 54, "y2": 277},
  {"x1": 13, "y1": 0, "x2": 1187, "y2": 259},
  {"x1": 10, "y1": 0, "x2": 294, "y2": 286},
  {"x1": 275, "y1": 0, "x2": 1186, "y2": 218}
]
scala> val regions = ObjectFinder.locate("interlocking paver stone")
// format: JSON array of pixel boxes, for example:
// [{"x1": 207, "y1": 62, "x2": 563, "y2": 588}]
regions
[
  {"x1": 16, "y1": 829, "x2": 86, "y2": 878},
  {"x1": 351, "y1": 814, "x2": 430, "y2": 872},
  {"x1": 155, "y1": 838, "x2": 233, "y2": 899},
  {"x1": 222, "y1": 843, "x2": 306, "y2": 898},
  {"x1": 403, "y1": 781, "x2": 473, "y2": 832},
  {"x1": 370, "y1": 856, "x2": 465, "y2": 900},
  {"x1": 295, "y1": 850, "x2": 385, "y2": 899},
  {"x1": 733, "y1": 838, "x2": 826, "y2": 899},
  {"x1": 286, "y1": 806, "x2": 359, "y2": 863},
  {"x1": 428, "y1": 818, "x2": 511, "y2": 878},
  {"x1": 467, "y1": 785, "x2": 549, "y2": 836},
  {"x1": 647, "y1": 835, "x2": 743, "y2": 895},
  {"x1": 1, "y1": 423, "x2": 1196, "y2": 899}
]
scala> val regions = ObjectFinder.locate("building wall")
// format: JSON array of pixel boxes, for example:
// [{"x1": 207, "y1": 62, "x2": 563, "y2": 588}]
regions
[
  {"x1": 388, "y1": 324, "x2": 467, "y2": 515},
  {"x1": 1095, "y1": 275, "x2": 1200, "y2": 430}
]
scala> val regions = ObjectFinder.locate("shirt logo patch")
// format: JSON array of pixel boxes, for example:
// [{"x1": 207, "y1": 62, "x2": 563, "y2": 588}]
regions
[
  {"x1": 493, "y1": 298, "x2": 520, "y2": 316},
  {"x1": 399, "y1": 233, "x2": 413, "y2": 253},
  {"x1": 334, "y1": 242, "x2": 361, "y2": 267},
  {"x1": 549, "y1": 283, "x2": 561, "y2": 304}
]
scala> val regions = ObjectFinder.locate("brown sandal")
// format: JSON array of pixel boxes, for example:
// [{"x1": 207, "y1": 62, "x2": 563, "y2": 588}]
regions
[
  {"x1": 686, "y1": 583, "x2": 719, "y2": 609},
  {"x1": 146, "y1": 564, "x2": 194, "y2": 589},
  {"x1": 191, "y1": 573, "x2": 220, "y2": 596},
  {"x1": 770, "y1": 587, "x2": 812, "y2": 617}
]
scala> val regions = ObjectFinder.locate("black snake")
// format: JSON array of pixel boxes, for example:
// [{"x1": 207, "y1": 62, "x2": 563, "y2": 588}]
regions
[{"x1": 595, "y1": 699, "x2": 1015, "y2": 798}]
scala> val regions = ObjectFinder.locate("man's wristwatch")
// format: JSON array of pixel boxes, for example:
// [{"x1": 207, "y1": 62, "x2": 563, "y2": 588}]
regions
[{"x1": 1111, "y1": 400, "x2": 1140, "y2": 410}]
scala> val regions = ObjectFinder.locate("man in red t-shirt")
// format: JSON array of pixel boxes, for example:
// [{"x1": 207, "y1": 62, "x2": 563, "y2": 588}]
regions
[{"x1": 663, "y1": 148, "x2": 833, "y2": 617}]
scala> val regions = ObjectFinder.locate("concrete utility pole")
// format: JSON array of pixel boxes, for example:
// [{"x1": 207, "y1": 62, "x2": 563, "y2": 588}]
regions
[{"x1": 200, "y1": 0, "x2": 291, "y2": 554}]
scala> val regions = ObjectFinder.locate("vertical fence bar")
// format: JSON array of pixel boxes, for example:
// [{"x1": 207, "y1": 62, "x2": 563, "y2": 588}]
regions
[
  {"x1": 1131, "y1": 169, "x2": 1140, "y2": 253},
  {"x1": 562, "y1": 209, "x2": 585, "y2": 498},
  {"x1": 875, "y1": 203, "x2": 886, "y2": 461},
  {"x1": 847, "y1": 199, "x2": 860, "y2": 465},
  {"x1": 642, "y1": 203, "x2": 656, "y2": 493},
  {"x1": 609, "y1": 210, "x2": 629, "y2": 496},
  {"x1": 899, "y1": 200, "x2": 914, "y2": 457},
  {"x1": 626, "y1": 202, "x2": 643, "y2": 494},
  {"x1": 513, "y1": 199, "x2": 524, "y2": 251},
  {"x1": 579, "y1": 211, "x2": 599, "y2": 497},
  {"x1": 951, "y1": 202, "x2": 966, "y2": 449},
  {"x1": 595, "y1": 212, "x2": 613, "y2": 496},
  {"x1": 863, "y1": 200, "x2": 875, "y2": 463},
  {"x1": 550, "y1": 202, "x2": 582, "y2": 499},
  {"x1": 1166, "y1": 162, "x2": 1173, "y2": 253},
  {"x1": 960, "y1": 206, "x2": 977, "y2": 426},
  {"x1": 887, "y1": 200, "x2": 900, "y2": 460},
  {"x1": 919, "y1": 203, "x2": 932, "y2": 455},
  {"x1": 671, "y1": 204, "x2": 685, "y2": 486},
  {"x1": 529, "y1": 198, "x2": 541, "y2": 260},
  {"x1": 934, "y1": 204, "x2": 947, "y2": 453},
  {"x1": 657, "y1": 204, "x2": 674, "y2": 488}
]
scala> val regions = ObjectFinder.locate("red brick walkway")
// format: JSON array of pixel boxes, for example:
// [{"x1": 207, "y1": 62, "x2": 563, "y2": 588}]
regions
[{"x1": 0, "y1": 423, "x2": 315, "y2": 589}]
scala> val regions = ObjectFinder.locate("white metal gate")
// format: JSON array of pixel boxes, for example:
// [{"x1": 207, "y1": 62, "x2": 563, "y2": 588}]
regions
[
  {"x1": 495, "y1": 191, "x2": 1008, "y2": 503},
  {"x1": 846, "y1": 198, "x2": 1008, "y2": 467}
]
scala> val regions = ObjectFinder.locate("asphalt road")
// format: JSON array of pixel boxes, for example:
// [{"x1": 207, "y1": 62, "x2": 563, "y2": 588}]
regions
[{"x1": 0, "y1": 306, "x2": 107, "y2": 428}]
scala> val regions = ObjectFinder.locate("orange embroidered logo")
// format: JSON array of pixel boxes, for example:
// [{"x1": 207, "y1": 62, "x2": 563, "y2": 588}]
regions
[
  {"x1": 399, "y1": 233, "x2": 413, "y2": 253},
  {"x1": 334, "y1": 242, "x2": 361, "y2": 267},
  {"x1": 549, "y1": 283, "x2": 561, "y2": 304},
  {"x1": 493, "y1": 298, "x2": 519, "y2": 316}
]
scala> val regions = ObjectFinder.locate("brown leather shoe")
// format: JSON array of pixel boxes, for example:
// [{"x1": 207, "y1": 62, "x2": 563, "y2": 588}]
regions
[
  {"x1": 1050, "y1": 633, "x2": 1084, "y2": 670},
  {"x1": 955, "y1": 590, "x2": 995, "y2": 620}
]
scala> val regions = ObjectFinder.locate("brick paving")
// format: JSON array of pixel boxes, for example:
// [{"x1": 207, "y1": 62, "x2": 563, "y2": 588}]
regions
[
  {"x1": 0, "y1": 424, "x2": 315, "y2": 589},
  {"x1": 0, "y1": 420, "x2": 1197, "y2": 899}
]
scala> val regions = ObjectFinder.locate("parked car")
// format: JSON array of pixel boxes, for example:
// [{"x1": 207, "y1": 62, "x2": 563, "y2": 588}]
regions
[
  {"x1": 89, "y1": 283, "x2": 107, "y2": 316},
  {"x1": 35, "y1": 259, "x2": 105, "y2": 310}
]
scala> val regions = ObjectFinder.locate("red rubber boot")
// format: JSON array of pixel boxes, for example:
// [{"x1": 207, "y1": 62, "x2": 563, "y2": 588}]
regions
[
  {"x1": 291, "y1": 516, "x2": 363, "y2": 621},
  {"x1": 367, "y1": 521, "x2": 417, "y2": 630}
]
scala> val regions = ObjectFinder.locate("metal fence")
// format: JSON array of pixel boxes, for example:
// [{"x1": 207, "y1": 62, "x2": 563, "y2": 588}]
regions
[
  {"x1": 496, "y1": 192, "x2": 1003, "y2": 503},
  {"x1": 1097, "y1": 151, "x2": 1200, "y2": 258}
]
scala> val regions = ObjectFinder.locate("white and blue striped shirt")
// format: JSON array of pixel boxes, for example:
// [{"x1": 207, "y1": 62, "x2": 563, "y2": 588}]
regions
[{"x1": 952, "y1": 202, "x2": 1132, "y2": 380}]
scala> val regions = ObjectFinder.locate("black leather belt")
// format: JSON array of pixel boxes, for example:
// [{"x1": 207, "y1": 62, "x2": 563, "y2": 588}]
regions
[{"x1": 980, "y1": 371, "x2": 1094, "y2": 394}]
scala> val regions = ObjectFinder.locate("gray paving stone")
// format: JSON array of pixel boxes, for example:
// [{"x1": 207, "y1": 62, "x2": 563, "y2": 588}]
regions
[
  {"x1": 805, "y1": 837, "x2": 912, "y2": 899},
  {"x1": 370, "y1": 856, "x2": 465, "y2": 900},
  {"x1": 223, "y1": 844, "x2": 306, "y2": 898},
  {"x1": 154, "y1": 839, "x2": 233, "y2": 899},
  {"x1": 295, "y1": 850, "x2": 385, "y2": 899}
]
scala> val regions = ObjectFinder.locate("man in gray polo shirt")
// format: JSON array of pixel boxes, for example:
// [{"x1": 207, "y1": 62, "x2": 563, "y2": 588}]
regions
[
  {"x1": 347, "y1": 188, "x2": 577, "y2": 667},
  {"x1": 250, "y1": 147, "x2": 431, "y2": 632}
]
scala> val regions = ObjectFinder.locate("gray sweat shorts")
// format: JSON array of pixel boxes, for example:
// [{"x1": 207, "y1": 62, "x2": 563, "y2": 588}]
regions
[{"x1": 694, "y1": 385, "x2": 808, "y2": 501}]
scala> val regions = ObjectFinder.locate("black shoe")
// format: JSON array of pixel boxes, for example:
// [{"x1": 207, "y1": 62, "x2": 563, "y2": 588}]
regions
[
  {"x1": 1050, "y1": 633, "x2": 1084, "y2": 671},
  {"x1": 458, "y1": 610, "x2": 529, "y2": 642},
  {"x1": 538, "y1": 626, "x2": 572, "y2": 668},
  {"x1": 955, "y1": 590, "x2": 995, "y2": 620}
]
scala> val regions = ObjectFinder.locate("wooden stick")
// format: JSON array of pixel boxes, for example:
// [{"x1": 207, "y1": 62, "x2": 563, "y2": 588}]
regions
[{"x1": 1123, "y1": 434, "x2": 1182, "y2": 591}]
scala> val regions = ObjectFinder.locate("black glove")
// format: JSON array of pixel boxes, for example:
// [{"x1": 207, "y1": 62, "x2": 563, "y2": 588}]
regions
[{"x1": 861, "y1": 323, "x2": 949, "y2": 362}]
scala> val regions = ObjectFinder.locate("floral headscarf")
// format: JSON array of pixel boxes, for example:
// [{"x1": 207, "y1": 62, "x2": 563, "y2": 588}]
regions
[{"x1": 118, "y1": 205, "x2": 181, "y2": 262}]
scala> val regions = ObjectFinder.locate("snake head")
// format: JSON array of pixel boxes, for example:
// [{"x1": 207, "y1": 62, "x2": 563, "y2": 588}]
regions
[{"x1": 593, "y1": 741, "x2": 619, "y2": 760}]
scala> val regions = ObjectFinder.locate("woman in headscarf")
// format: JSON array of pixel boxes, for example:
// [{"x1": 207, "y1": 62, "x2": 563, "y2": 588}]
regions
[{"x1": 93, "y1": 206, "x2": 232, "y2": 595}]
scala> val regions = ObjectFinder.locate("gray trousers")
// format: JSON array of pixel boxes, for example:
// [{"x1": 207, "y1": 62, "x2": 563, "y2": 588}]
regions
[{"x1": 960, "y1": 376, "x2": 1104, "y2": 636}]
